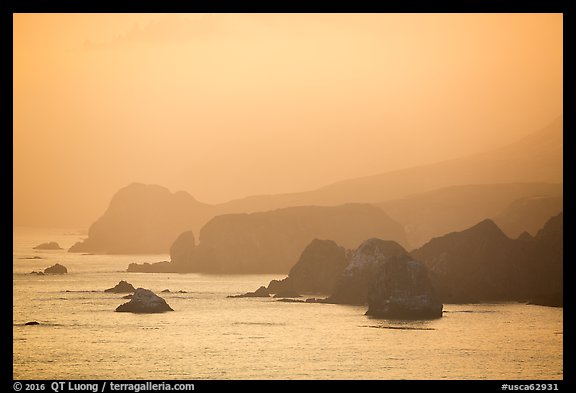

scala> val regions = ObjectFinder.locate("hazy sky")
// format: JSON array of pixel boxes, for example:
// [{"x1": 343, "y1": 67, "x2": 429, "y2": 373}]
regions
[{"x1": 13, "y1": 13, "x2": 562, "y2": 228}]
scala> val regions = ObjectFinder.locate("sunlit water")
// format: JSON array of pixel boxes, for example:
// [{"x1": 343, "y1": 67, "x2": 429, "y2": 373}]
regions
[{"x1": 13, "y1": 227, "x2": 562, "y2": 380}]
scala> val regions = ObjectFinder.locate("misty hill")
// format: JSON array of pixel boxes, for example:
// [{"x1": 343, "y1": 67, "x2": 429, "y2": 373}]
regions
[
  {"x1": 410, "y1": 214, "x2": 562, "y2": 304},
  {"x1": 377, "y1": 183, "x2": 562, "y2": 247},
  {"x1": 493, "y1": 195, "x2": 563, "y2": 238},
  {"x1": 72, "y1": 116, "x2": 561, "y2": 254},
  {"x1": 69, "y1": 183, "x2": 214, "y2": 254},
  {"x1": 129, "y1": 204, "x2": 407, "y2": 274},
  {"x1": 222, "y1": 116, "x2": 562, "y2": 211}
]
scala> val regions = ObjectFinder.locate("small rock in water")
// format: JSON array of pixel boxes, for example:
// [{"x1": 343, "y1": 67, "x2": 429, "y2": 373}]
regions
[
  {"x1": 33, "y1": 242, "x2": 62, "y2": 250},
  {"x1": 116, "y1": 288, "x2": 174, "y2": 313},
  {"x1": 105, "y1": 280, "x2": 136, "y2": 293},
  {"x1": 24, "y1": 321, "x2": 40, "y2": 326},
  {"x1": 305, "y1": 298, "x2": 328, "y2": 303},
  {"x1": 44, "y1": 264, "x2": 68, "y2": 274}
]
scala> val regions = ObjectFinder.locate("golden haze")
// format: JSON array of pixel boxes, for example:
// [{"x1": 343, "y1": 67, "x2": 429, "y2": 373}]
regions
[{"x1": 13, "y1": 13, "x2": 562, "y2": 228}]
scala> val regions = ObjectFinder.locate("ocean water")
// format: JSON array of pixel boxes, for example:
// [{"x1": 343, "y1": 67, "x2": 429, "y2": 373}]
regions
[{"x1": 13, "y1": 227, "x2": 563, "y2": 380}]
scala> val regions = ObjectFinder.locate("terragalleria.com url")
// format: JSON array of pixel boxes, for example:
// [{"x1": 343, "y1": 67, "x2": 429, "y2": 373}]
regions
[{"x1": 109, "y1": 382, "x2": 194, "y2": 392}]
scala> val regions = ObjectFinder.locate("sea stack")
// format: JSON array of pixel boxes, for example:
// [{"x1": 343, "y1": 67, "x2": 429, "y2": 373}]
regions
[
  {"x1": 43, "y1": 264, "x2": 68, "y2": 274},
  {"x1": 115, "y1": 288, "x2": 174, "y2": 313},
  {"x1": 366, "y1": 254, "x2": 443, "y2": 319},
  {"x1": 327, "y1": 238, "x2": 407, "y2": 305},
  {"x1": 33, "y1": 242, "x2": 63, "y2": 250},
  {"x1": 105, "y1": 280, "x2": 136, "y2": 293}
]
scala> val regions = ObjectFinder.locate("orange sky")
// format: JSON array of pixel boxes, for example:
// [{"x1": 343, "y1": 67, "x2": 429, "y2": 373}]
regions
[{"x1": 13, "y1": 13, "x2": 562, "y2": 228}]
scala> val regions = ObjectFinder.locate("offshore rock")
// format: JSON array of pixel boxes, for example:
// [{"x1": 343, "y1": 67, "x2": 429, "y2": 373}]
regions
[
  {"x1": 44, "y1": 264, "x2": 68, "y2": 274},
  {"x1": 265, "y1": 239, "x2": 349, "y2": 295},
  {"x1": 115, "y1": 288, "x2": 174, "y2": 313},
  {"x1": 327, "y1": 239, "x2": 407, "y2": 305},
  {"x1": 105, "y1": 280, "x2": 136, "y2": 293},
  {"x1": 366, "y1": 254, "x2": 442, "y2": 319},
  {"x1": 33, "y1": 242, "x2": 62, "y2": 250}
]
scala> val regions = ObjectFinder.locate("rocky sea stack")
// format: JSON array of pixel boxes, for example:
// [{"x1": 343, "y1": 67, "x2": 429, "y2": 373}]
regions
[
  {"x1": 33, "y1": 242, "x2": 62, "y2": 250},
  {"x1": 327, "y1": 238, "x2": 407, "y2": 305},
  {"x1": 105, "y1": 280, "x2": 136, "y2": 293},
  {"x1": 43, "y1": 264, "x2": 68, "y2": 274},
  {"x1": 115, "y1": 288, "x2": 174, "y2": 313},
  {"x1": 366, "y1": 254, "x2": 442, "y2": 319},
  {"x1": 265, "y1": 239, "x2": 349, "y2": 296}
]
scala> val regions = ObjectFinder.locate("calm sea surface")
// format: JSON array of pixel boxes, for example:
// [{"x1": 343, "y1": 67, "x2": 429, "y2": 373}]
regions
[{"x1": 13, "y1": 227, "x2": 563, "y2": 380}]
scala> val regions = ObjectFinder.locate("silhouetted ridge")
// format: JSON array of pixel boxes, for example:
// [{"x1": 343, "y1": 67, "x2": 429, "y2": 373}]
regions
[
  {"x1": 524, "y1": 213, "x2": 562, "y2": 306},
  {"x1": 494, "y1": 195, "x2": 562, "y2": 238},
  {"x1": 411, "y1": 219, "x2": 516, "y2": 302},
  {"x1": 224, "y1": 116, "x2": 562, "y2": 211},
  {"x1": 517, "y1": 232, "x2": 533, "y2": 241},
  {"x1": 534, "y1": 212, "x2": 563, "y2": 243},
  {"x1": 411, "y1": 214, "x2": 563, "y2": 305},
  {"x1": 459, "y1": 218, "x2": 508, "y2": 239},
  {"x1": 377, "y1": 182, "x2": 562, "y2": 247}
]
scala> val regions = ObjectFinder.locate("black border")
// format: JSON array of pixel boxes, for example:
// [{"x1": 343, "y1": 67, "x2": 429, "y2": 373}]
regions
[
  {"x1": 3, "y1": 0, "x2": 571, "y2": 13},
  {"x1": 5, "y1": 0, "x2": 574, "y2": 390},
  {"x1": 562, "y1": 0, "x2": 575, "y2": 388}
]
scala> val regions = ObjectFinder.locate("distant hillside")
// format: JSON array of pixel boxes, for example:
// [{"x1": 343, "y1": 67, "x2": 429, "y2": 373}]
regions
[
  {"x1": 377, "y1": 183, "x2": 562, "y2": 247},
  {"x1": 129, "y1": 204, "x2": 406, "y2": 273},
  {"x1": 69, "y1": 183, "x2": 215, "y2": 254},
  {"x1": 223, "y1": 116, "x2": 562, "y2": 211},
  {"x1": 71, "y1": 116, "x2": 562, "y2": 254},
  {"x1": 493, "y1": 195, "x2": 563, "y2": 238}
]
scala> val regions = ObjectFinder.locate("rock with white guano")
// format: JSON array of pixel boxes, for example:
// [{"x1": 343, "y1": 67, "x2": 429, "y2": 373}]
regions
[
  {"x1": 366, "y1": 254, "x2": 443, "y2": 319},
  {"x1": 326, "y1": 238, "x2": 407, "y2": 305}
]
